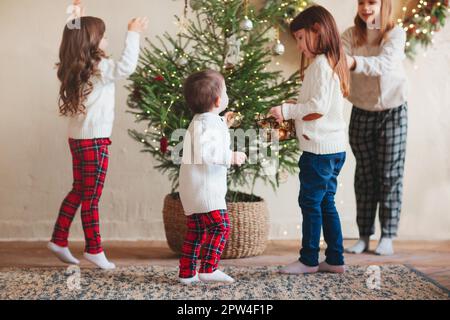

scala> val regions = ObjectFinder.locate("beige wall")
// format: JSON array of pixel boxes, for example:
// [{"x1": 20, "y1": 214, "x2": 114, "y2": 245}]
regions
[{"x1": 0, "y1": 0, "x2": 449, "y2": 241}]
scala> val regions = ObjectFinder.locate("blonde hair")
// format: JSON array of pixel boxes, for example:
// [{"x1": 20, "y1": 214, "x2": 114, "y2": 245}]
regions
[{"x1": 353, "y1": 0, "x2": 395, "y2": 47}]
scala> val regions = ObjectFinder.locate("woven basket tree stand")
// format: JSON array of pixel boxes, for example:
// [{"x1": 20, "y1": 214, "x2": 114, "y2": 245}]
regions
[{"x1": 162, "y1": 193, "x2": 269, "y2": 259}]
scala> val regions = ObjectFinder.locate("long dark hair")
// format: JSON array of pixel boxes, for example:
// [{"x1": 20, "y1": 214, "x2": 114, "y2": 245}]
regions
[
  {"x1": 290, "y1": 5, "x2": 350, "y2": 97},
  {"x1": 57, "y1": 16, "x2": 106, "y2": 116}
]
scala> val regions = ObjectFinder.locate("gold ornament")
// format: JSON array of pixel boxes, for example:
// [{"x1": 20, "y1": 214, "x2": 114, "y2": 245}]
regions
[{"x1": 256, "y1": 115, "x2": 296, "y2": 142}]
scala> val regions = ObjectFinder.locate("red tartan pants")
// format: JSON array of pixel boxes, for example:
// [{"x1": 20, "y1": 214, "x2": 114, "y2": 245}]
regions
[
  {"x1": 51, "y1": 138, "x2": 111, "y2": 254},
  {"x1": 179, "y1": 209, "x2": 230, "y2": 278}
]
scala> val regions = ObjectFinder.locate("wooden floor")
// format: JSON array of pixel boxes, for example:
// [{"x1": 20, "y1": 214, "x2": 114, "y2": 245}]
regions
[{"x1": 0, "y1": 240, "x2": 449, "y2": 290}]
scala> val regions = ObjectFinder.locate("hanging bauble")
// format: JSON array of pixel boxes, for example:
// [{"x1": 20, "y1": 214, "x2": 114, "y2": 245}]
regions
[
  {"x1": 176, "y1": 56, "x2": 188, "y2": 67},
  {"x1": 160, "y1": 136, "x2": 169, "y2": 154},
  {"x1": 189, "y1": 0, "x2": 203, "y2": 11},
  {"x1": 240, "y1": 16, "x2": 254, "y2": 32},
  {"x1": 226, "y1": 112, "x2": 244, "y2": 128},
  {"x1": 272, "y1": 40, "x2": 285, "y2": 56}
]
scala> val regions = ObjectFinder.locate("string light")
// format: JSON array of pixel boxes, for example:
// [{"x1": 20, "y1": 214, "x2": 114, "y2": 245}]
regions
[{"x1": 399, "y1": 0, "x2": 448, "y2": 58}]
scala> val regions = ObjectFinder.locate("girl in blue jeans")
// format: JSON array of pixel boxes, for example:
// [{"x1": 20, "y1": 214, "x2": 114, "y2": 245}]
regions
[{"x1": 270, "y1": 5, "x2": 350, "y2": 274}]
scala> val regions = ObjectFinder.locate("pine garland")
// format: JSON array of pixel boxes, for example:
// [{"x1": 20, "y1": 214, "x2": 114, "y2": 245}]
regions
[
  {"x1": 265, "y1": 0, "x2": 449, "y2": 59},
  {"x1": 400, "y1": 0, "x2": 449, "y2": 58}
]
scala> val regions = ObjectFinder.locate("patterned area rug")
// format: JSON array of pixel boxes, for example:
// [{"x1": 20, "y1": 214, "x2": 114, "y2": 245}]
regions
[{"x1": 0, "y1": 265, "x2": 448, "y2": 300}]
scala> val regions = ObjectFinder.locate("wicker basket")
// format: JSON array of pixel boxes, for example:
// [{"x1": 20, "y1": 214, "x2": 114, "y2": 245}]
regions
[{"x1": 162, "y1": 193, "x2": 269, "y2": 259}]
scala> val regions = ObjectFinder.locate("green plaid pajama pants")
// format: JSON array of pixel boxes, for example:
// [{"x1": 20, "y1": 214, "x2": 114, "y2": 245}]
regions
[{"x1": 349, "y1": 103, "x2": 408, "y2": 238}]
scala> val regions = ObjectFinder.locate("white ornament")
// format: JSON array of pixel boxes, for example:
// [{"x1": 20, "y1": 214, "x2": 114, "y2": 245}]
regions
[
  {"x1": 240, "y1": 16, "x2": 254, "y2": 32},
  {"x1": 176, "y1": 56, "x2": 188, "y2": 66},
  {"x1": 272, "y1": 40, "x2": 285, "y2": 56},
  {"x1": 225, "y1": 35, "x2": 242, "y2": 67}
]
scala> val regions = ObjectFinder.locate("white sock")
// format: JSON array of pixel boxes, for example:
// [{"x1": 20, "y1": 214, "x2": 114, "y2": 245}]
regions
[
  {"x1": 179, "y1": 273, "x2": 200, "y2": 285},
  {"x1": 83, "y1": 251, "x2": 116, "y2": 270},
  {"x1": 279, "y1": 261, "x2": 319, "y2": 274},
  {"x1": 198, "y1": 270, "x2": 235, "y2": 283},
  {"x1": 345, "y1": 237, "x2": 370, "y2": 254},
  {"x1": 47, "y1": 242, "x2": 79, "y2": 265},
  {"x1": 375, "y1": 237, "x2": 394, "y2": 256}
]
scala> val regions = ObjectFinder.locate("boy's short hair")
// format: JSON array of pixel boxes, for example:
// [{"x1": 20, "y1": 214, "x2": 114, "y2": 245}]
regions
[{"x1": 184, "y1": 70, "x2": 224, "y2": 114}]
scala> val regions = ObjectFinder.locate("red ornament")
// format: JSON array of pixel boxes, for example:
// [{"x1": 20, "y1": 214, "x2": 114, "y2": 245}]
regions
[
  {"x1": 160, "y1": 136, "x2": 168, "y2": 154},
  {"x1": 431, "y1": 16, "x2": 438, "y2": 25},
  {"x1": 154, "y1": 75, "x2": 165, "y2": 82}
]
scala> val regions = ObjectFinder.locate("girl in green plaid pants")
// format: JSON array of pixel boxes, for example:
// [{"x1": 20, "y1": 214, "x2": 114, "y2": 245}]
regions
[{"x1": 342, "y1": 0, "x2": 408, "y2": 255}]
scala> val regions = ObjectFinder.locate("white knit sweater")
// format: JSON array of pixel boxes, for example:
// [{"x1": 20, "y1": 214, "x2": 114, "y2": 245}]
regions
[
  {"x1": 179, "y1": 113, "x2": 232, "y2": 215},
  {"x1": 341, "y1": 26, "x2": 408, "y2": 111},
  {"x1": 281, "y1": 54, "x2": 347, "y2": 155},
  {"x1": 67, "y1": 31, "x2": 140, "y2": 139}
]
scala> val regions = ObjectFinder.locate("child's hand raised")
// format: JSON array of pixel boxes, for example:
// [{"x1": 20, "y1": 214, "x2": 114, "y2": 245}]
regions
[
  {"x1": 268, "y1": 106, "x2": 284, "y2": 124},
  {"x1": 128, "y1": 17, "x2": 149, "y2": 33},
  {"x1": 67, "y1": 0, "x2": 85, "y2": 20},
  {"x1": 231, "y1": 152, "x2": 247, "y2": 167},
  {"x1": 224, "y1": 112, "x2": 235, "y2": 128}
]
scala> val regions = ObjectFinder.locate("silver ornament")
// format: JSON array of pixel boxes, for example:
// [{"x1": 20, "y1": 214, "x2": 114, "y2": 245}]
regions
[
  {"x1": 272, "y1": 41, "x2": 285, "y2": 56},
  {"x1": 176, "y1": 56, "x2": 188, "y2": 66},
  {"x1": 240, "y1": 16, "x2": 253, "y2": 32}
]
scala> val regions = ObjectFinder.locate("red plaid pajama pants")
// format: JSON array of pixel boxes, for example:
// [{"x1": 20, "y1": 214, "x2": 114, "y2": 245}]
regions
[
  {"x1": 51, "y1": 138, "x2": 111, "y2": 254},
  {"x1": 179, "y1": 209, "x2": 230, "y2": 278}
]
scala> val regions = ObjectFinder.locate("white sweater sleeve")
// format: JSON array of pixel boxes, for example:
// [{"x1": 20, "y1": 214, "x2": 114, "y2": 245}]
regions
[
  {"x1": 281, "y1": 61, "x2": 331, "y2": 120},
  {"x1": 99, "y1": 31, "x2": 141, "y2": 84},
  {"x1": 352, "y1": 27, "x2": 406, "y2": 76}
]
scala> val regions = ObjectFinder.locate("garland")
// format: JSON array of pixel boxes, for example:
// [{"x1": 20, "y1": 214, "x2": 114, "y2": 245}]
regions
[{"x1": 264, "y1": 0, "x2": 449, "y2": 59}]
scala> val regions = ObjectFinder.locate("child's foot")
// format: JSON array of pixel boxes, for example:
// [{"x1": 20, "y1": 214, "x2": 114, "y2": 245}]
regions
[
  {"x1": 198, "y1": 270, "x2": 235, "y2": 283},
  {"x1": 279, "y1": 261, "x2": 319, "y2": 274},
  {"x1": 47, "y1": 242, "x2": 80, "y2": 265},
  {"x1": 345, "y1": 237, "x2": 370, "y2": 254},
  {"x1": 179, "y1": 273, "x2": 200, "y2": 285},
  {"x1": 83, "y1": 251, "x2": 116, "y2": 270},
  {"x1": 374, "y1": 237, "x2": 394, "y2": 256},
  {"x1": 318, "y1": 261, "x2": 346, "y2": 274}
]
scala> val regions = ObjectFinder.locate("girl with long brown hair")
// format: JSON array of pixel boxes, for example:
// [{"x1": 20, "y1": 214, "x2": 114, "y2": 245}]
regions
[
  {"x1": 48, "y1": 1, "x2": 148, "y2": 269},
  {"x1": 269, "y1": 5, "x2": 350, "y2": 274},
  {"x1": 343, "y1": 0, "x2": 408, "y2": 256}
]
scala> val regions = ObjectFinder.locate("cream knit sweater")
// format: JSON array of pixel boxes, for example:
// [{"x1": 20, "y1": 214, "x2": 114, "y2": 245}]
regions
[
  {"x1": 67, "y1": 31, "x2": 140, "y2": 139},
  {"x1": 281, "y1": 54, "x2": 347, "y2": 155},
  {"x1": 341, "y1": 26, "x2": 408, "y2": 111},
  {"x1": 179, "y1": 113, "x2": 232, "y2": 215}
]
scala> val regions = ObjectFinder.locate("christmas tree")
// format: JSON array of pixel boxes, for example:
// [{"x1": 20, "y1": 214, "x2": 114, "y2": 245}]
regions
[{"x1": 127, "y1": 0, "x2": 312, "y2": 199}]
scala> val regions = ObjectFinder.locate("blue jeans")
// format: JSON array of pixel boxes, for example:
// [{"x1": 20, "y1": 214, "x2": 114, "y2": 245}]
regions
[{"x1": 298, "y1": 151, "x2": 346, "y2": 267}]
